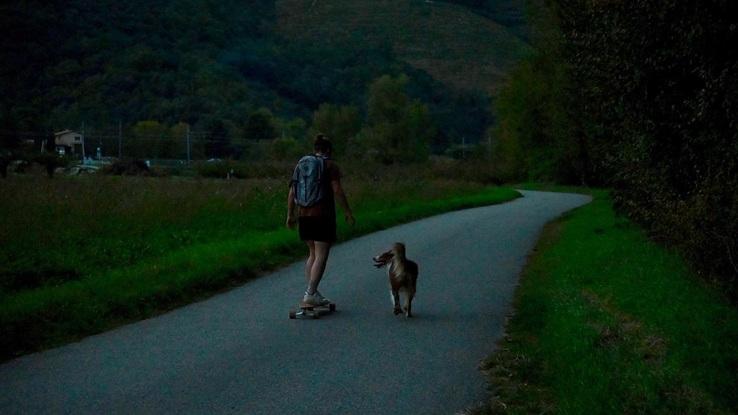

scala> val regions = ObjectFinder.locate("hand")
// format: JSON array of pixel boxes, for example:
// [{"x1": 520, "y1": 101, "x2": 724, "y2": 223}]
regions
[
  {"x1": 345, "y1": 212, "x2": 355, "y2": 226},
  {"x1": 286, "y1": 215, "x2": 297, "y2": 230}
]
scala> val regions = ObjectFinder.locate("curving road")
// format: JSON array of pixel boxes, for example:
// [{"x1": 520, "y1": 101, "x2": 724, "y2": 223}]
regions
[{"x1": 0, "y1": 190, "x2": 590, "y2": 415}]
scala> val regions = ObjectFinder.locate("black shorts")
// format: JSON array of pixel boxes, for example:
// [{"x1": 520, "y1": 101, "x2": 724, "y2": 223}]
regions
[{"x1": 298, "y1": 216, "x2": 336, "y2": 243}]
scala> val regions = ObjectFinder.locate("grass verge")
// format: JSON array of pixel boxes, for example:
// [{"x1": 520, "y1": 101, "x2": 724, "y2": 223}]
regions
[
  {"x1": 0, "y1": 178, "x2": 519, "y2": 361},
  {"x1": 470, "y1": 189, "x2": 738, "y2": 414}
]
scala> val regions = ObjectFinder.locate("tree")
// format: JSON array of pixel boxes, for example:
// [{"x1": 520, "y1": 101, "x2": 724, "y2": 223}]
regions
[
  {"x1": 308, "y1": 104, "x2": 361, "y2": 158},
  {"x1": 243, "y1": 108, "x2": 277, "y2": 141},
  {"x1": 498, "y1": 0, "x2": 738, "y2": 299},
  {"x1": 202, "y1": 118, "x2": 231, "y2": 159},
  {"x1": 270, "y1": 137, "x2": 304, "y2": 161},
  {"x1": 276, "y1": 117, "x2": 308, "y2": 141},
  {"x1": 0, "y1": 148, "x2": 11, "y2": 178},
  {"x1": 361, "y1": 74, "x2": 435, "y2": 163},
  {"x1": 130, "y1": 120, "x2": 176, "y2": 159},
  {"x1": 404, "y1": 101, "x2": 434, "y2": 162},
  {"x1": 0, "y1": 111, "x2": 20, "y2": 150},
  {"x1": 367, "y1": 74, "x2": 410, "y2": 126},
  {"x1": 169, "y1": 122, "x2": 191, "y2": 160}
]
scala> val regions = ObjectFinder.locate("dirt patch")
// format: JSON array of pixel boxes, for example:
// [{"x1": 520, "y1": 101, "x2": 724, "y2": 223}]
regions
[{"x1": 581, "y1": 288, "x2": 668, "y2": 363}]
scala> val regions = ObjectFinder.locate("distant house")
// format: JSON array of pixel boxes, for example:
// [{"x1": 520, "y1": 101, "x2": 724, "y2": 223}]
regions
[{"x1": 54, "y1": 130, "x2": 85, "y2": 157}]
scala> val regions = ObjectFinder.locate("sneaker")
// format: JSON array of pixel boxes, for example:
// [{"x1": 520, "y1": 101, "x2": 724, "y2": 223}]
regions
[
  {"x1": 314, "y1": 290, "x2": 331, "y2": 306},
  {"x1": 302, "y1": 292, "x2": 321, "y2": 306}
]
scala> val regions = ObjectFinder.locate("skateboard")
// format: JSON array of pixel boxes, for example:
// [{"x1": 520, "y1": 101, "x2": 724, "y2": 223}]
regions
[{"x1": 289, "y1": 302, "x2": 336, "y2": 319}]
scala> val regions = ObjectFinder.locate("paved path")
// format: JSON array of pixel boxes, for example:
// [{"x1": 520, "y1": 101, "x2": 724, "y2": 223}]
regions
[{"x1": 0, "y1": 190, "x2": 591, "y2": 415}]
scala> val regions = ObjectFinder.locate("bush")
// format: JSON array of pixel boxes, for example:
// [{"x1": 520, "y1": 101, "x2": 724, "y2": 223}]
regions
[
  {"x1": 270, "y1": 137, "x2": 305, "y2": 161},
  {"x1": 33, "y1": 153, "x2": 69, "y2": 177},
  {"x1": 0, "y1": 150, "x2": 11, "y2": 178},
  {"x1": 102, "y1": 159, "x2": 153, "y2": 176}
]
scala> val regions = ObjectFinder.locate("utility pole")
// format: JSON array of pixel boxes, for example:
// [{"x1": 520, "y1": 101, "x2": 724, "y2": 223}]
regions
[
  {"x1": 118, "y1": 121, "x2": 122, "y2": 159},
  {"x1": 81, "y1": 121, "x2": 86, "y2": 161},
  {"x1": 186, "y1": 125, "x2": 191, "y2": 164},
  {"x1": 488, "y1": 133, "x2": 492, "y2": 161},
  {"x1": 461, "y1": 135, "x2": 466, "y2": 159}
]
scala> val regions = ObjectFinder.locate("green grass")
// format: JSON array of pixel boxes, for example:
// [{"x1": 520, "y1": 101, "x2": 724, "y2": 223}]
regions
[
  {"x1": 513, "y1": 181, "x2": 595, "y2": 195},
  {"x1": 0, "y1": 174, "x2": 519, "y2": 360},
  {"x1": 472, "y1": 189, "x2": 738, "y2": 414}
]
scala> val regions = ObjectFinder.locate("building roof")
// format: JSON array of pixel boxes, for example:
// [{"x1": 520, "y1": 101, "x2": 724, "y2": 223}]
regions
[{"x1": 54, "y1": 129, "x2": 80, "y2": 136}]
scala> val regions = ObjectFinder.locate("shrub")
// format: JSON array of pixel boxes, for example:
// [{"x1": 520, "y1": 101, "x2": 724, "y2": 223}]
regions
[
  {"x1": 102, "y1": 159, "x2": 153, "y2": 176},
  {"x1": 33, "y1": 153, "x2": 68, "y2": 177}
]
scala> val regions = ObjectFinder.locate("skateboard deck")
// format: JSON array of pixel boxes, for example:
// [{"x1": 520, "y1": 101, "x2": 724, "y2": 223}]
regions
[{"x1": 289, "y1": 302, "x2": 336, "y2": 319}]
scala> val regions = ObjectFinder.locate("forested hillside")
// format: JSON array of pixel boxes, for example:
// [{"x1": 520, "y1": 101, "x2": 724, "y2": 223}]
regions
[
  {"x1": 493, "y1": 0, "x2": 738, "y2": 299},
  {"x1": 438, "y1": 0, "x2": 528, "y2": 38},
  {"x1": 276, "y1": 0, "x2": 529, "y2": 94},
  {"x1": 1, "y1": 1, "x2": 279, "y2": 135},
  {"x1": 0, "y1": 0, "x2": 529, "y2": 156}
]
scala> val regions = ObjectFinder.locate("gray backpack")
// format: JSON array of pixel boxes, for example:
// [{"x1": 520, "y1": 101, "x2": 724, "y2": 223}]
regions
[{"x1": 292, "y1": 155, "x2": 327, "y2": 207}]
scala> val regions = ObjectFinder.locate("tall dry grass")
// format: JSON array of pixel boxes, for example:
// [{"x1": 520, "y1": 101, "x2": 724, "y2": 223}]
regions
[
  {"x1": 0, "y1": 172, "x2": 519, "y2": 358},
  {"x1": 0, "y1": 172, "x2": 493, "y2": 293}
]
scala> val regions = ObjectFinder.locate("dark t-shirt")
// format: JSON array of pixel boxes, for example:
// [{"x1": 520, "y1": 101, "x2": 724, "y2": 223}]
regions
[{"x1": 293, "y1": 158, "x2": 341, "y2": 218}]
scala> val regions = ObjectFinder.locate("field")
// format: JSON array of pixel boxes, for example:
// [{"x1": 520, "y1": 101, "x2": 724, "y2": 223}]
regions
[
  {"x1": 0, "y1": 169, "x2": 519, "y2": 359},
  {"x1": 473, "y1": 188, "x2": 738, "y2": 413}
]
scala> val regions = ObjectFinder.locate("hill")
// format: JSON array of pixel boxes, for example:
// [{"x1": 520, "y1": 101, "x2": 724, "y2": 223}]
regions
[
  {"x1": 1, "y1": 0, "x2": 530, "y2": 153},
  {"x1": 276, "y1": 0, "x2": 531, "y2": 93}
]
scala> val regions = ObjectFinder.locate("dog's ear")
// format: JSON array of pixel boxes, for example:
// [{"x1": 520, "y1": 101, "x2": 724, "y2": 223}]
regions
[
  {"x1": 373, "y1": 252, "x2": 391, "y2": 268},
  {"x1": 372, "y1": 256, "x2": 384, "y2": 268}
]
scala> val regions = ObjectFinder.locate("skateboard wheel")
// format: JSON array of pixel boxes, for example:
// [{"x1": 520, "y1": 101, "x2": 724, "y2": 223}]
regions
[
  {"x1": 289, "y1": 311, "x2": 296, "y2": 319},
  {"x1": 329, "y1": 303, "x2": 336, "y2": 312}
]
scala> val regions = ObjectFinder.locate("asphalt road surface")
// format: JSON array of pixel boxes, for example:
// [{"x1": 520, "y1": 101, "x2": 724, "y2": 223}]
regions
[{"x1": 0, "y1": 190, "x2": 591, "y2": 415}]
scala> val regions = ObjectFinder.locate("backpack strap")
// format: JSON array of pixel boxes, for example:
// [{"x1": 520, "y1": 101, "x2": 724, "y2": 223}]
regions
[
  {"x1": 315, "y1": 156, "x2": 328, "y2": 183},
  {"x1": 314, "y1": 153, "x2": 328, "y2": 183}
]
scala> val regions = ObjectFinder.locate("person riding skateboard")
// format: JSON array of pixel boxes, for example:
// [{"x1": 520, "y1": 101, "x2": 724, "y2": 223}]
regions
[{"x1": 286, "y1": 134, "x2": 355, "y2": 306}]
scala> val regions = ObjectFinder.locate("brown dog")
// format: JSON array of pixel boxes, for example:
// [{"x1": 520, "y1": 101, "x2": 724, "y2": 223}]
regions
[{"x1": 373, "y1": 243, "x2": 418, "y2": 317}]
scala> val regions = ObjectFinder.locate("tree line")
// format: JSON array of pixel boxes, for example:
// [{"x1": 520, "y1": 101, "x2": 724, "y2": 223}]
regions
[
  {"x1": 493, "y1": 0, "x2": 738, "y2": 299},
  {"x1": 1, "y1": 73, "x2": 435, "y2": 167},
  {"x1": 0, "y1": 0, "x2": 492, "y2": 156}
]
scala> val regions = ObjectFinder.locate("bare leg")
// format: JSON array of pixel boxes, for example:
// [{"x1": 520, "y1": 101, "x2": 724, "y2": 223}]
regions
[
  {"x1": 304, "y1": 241, "x2": 316, "y2": 285},
  {"x1": 306, "y1": 241, "x2": 331, "y2": 294}
]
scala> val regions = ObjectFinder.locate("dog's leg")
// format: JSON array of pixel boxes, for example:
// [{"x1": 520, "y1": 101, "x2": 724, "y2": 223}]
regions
[
  {"x1": 391, "y1": 289, "x2": 402, "y2": 315},
  {"x1": 404, "y1": 290, "x2": 414, "y2": 318}
]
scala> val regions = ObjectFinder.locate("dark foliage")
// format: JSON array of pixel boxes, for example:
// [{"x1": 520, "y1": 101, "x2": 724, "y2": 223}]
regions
[
  {"x1": 0, "y1": 269, "x2": 81, "y2": 293},
  {"x1": 103, "y1": 159, "x2": 153, "y2": 176},
  {"x1": 440, "y1": 0, "x2": 529, "y2": 39},
  {"x1": 0, "y1": 149, "x2": 10, "y2": 178},
  {"x1": 0, "y1": 0, "x2": 498, "y2": 155},
  {"x1": 33, "y1": 152, "x2": 68, "y2": 178},
  {"x1": 497, "y1": 0, "x2": 738, "y2": 299},
  {"x1": 562, "y1": 0, "x2": 738, "y2": 299}
]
